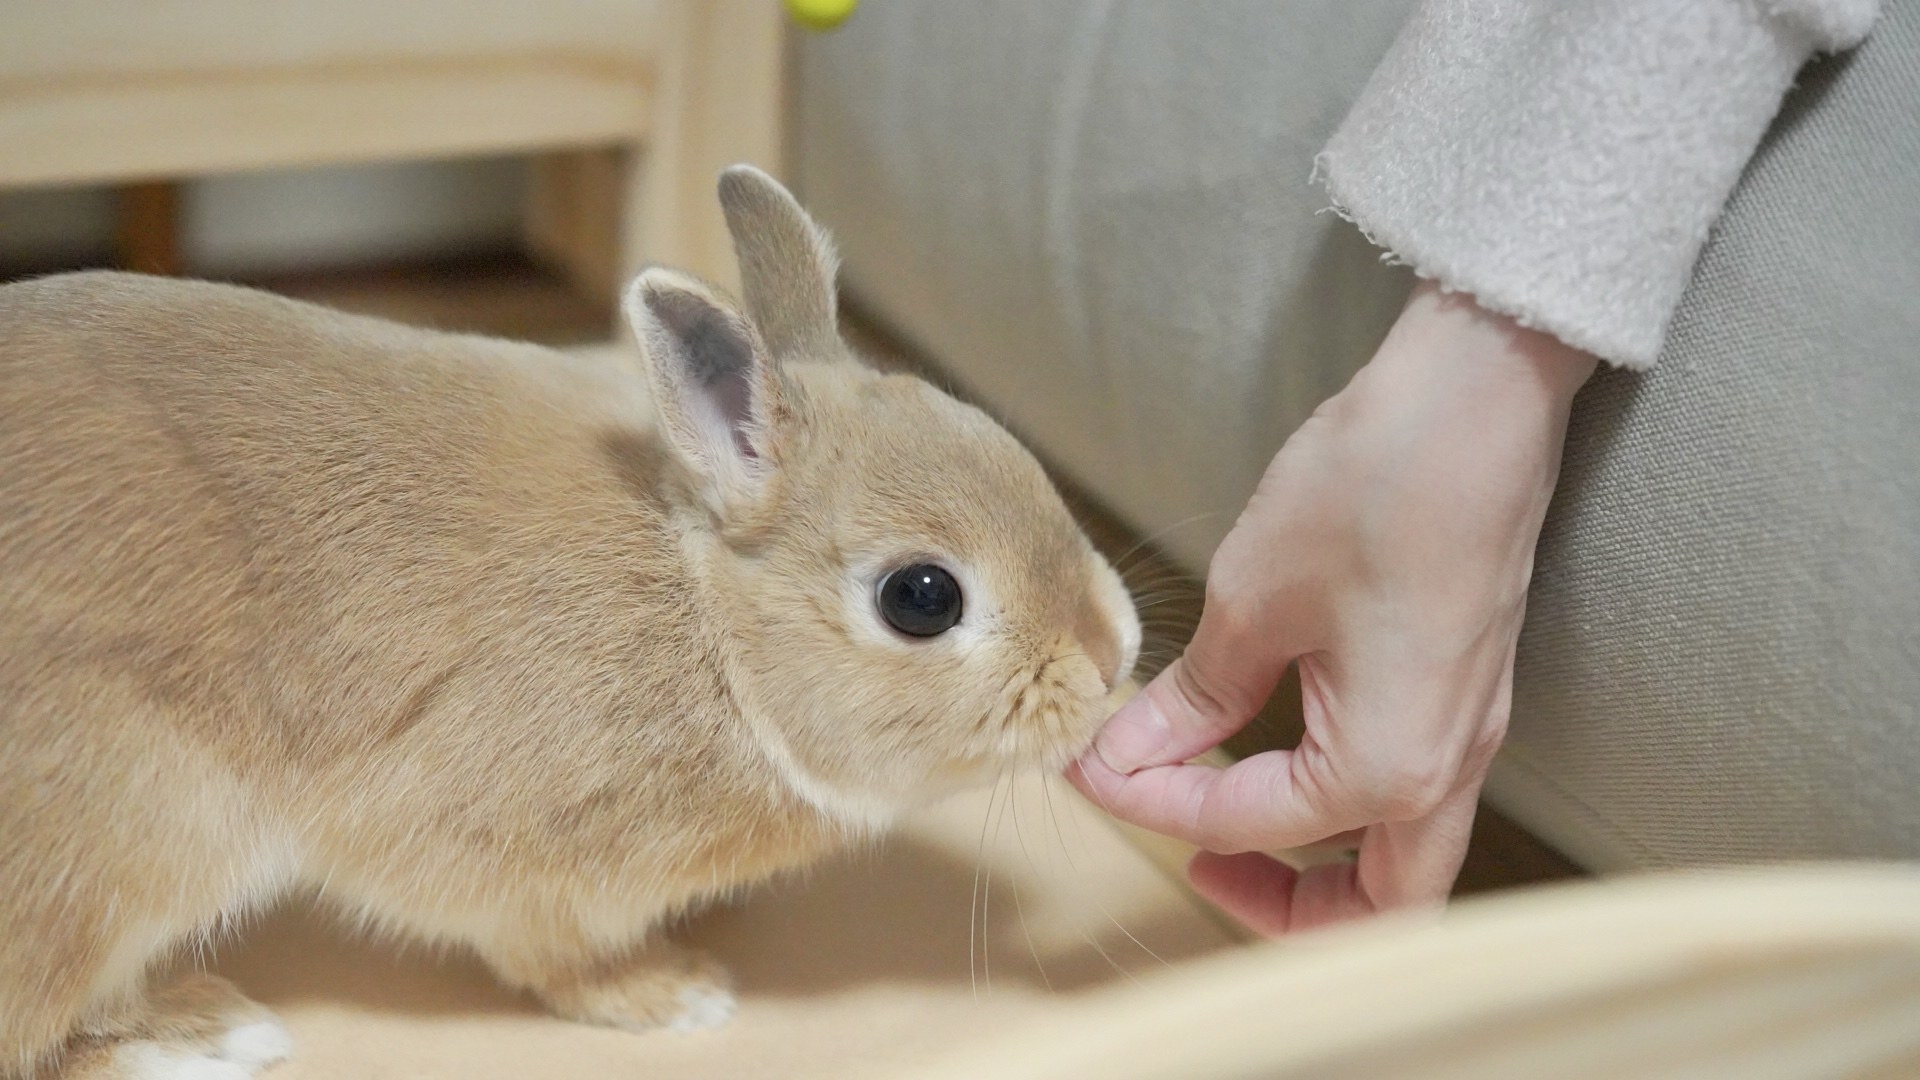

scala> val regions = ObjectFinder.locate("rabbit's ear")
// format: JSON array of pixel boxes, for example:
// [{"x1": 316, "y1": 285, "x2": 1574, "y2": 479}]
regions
[
  {"x1": 623, "y1": 267, "x2": 784, "y2": 513},
  {"x1": 718, "y1": 164, "x2": 841, "y2": 362}
]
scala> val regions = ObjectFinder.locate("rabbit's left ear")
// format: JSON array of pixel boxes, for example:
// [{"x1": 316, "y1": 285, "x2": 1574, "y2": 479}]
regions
[
  {"x1": 623, "y1": 267, "x2": 785, "y2": 514},
  {"x1": 718, "y1": 164, "x2": 842, "y2": 362}
]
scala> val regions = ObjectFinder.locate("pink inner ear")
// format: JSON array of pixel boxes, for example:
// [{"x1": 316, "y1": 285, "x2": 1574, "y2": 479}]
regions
[
  {"x1": 709, "y1": 372, "x2": 759, "y2": 459},
  {"x1": 645, "y1": 283, "x2": 763, "y2": 464}
]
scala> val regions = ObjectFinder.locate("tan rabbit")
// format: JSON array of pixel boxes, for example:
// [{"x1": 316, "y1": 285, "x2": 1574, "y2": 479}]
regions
[{"x1": 0, "y1": 166, "x2": 1139, "y2": 1079}]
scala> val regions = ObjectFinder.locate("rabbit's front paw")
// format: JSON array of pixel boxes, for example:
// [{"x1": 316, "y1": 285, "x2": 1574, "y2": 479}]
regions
[{"x1": 529, "y1": 943, "x2": 736, "y2": 1034}]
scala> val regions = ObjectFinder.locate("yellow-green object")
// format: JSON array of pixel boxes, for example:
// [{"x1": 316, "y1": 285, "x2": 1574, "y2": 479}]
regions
[{"x1": 786, "y1": 0, "x2": 858, "y2": 32}]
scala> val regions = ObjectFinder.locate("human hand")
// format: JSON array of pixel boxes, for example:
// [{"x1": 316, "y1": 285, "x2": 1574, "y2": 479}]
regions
[{"x1": 1070, "y1": 282, "x2": 1597, "y2": 934}]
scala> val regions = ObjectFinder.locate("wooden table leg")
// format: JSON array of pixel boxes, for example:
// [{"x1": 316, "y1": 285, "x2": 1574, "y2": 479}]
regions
[
  {"x1": 626, "y1": 0, "x2": 787, "y2": 297},
  {"x1": 116, "y1": 180, "x2": 183, "y2": 275},
  {"x1": 525, "y1": 147, "x2": 625, "y2": 314}
]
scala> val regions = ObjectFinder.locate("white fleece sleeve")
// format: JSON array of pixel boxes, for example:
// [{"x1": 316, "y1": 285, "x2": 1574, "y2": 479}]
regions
[{"x1": 1316, "y1": 0, "x2": 1878, "y2": 368}]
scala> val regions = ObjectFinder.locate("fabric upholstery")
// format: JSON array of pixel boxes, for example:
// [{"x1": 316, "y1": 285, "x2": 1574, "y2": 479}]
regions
[
  {"x1": 795, "y1": 1, "x2": 1418, "y2": 575},
  {"x1": 796, "y1": 1, "x2": 1920, "y2": 870},
  {"x1": 1496, "y1": 0, "x2": 1920, "y2": 868}
]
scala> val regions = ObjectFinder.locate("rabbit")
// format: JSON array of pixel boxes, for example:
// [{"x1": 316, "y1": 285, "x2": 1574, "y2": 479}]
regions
[{"x1": 0, "y1": 165, "x2": 1140, "y2": 1080}]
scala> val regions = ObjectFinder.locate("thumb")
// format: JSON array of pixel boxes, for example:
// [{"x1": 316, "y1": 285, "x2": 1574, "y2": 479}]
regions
[{"x1": 1091, "y1": 603, "x2": 1294, "y2": 774}]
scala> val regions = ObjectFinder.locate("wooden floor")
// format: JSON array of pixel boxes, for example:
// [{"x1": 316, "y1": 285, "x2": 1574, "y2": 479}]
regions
[{"x1": 208, "y1": 775, "x2": 1239, "y2": 1079}]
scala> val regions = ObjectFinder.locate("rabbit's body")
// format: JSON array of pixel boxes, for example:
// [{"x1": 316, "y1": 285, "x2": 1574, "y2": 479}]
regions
[
  {"x1": 1, "y1": 272, "x2": 830, "y2": 1071},
  {"x1": 1, "y1": 171, "x2": 1138, "y2": 1078}
]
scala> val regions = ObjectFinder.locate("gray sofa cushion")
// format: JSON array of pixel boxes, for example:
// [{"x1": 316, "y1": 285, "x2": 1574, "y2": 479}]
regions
[
  {"x1": 795, "y1": 1, "x2": 1417, "y2": 574},
  {"x1": 1502, "y1": 6, "x2": 1920, "y2": 868},
  {"x1": 795, "y1": 1, "x2": 1920, "y2": 870}
]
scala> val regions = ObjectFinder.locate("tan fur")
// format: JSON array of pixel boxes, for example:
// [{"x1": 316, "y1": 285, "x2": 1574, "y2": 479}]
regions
[
  {"x1": 0, "y1": 167, "x2": 1137, "y2": 1078},
  {"x1": 54, "y1": 975, "x2": 287, "y2": 1079}
]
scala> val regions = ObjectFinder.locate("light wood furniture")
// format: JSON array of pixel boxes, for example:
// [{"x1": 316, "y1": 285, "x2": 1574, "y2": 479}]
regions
[
  {"x1": 0, "y1": 0, "x2": 784, "y2": 300},
  {"x1": 907, "y1": 865, "x2": 1920, "y2": 1080},
  {"x1": 205, "y1": 779, "x2": 1920, "y2": 1080}
]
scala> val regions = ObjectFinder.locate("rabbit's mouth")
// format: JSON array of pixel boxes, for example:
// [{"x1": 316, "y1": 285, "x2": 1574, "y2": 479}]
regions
[{"x1": 987, "y1": 656, "x2": 1115, "y2": 772}]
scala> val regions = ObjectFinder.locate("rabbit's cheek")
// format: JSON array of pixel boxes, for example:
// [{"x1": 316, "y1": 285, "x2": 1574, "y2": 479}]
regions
[{"x1": 1073, "y1": 557, "x2": 1142, "y2": 693}]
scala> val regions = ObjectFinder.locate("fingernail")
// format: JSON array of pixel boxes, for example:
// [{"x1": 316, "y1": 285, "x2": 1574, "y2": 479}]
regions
[{"x1": 1093, "y1": 700, "x2": 1169, "y2": 775}]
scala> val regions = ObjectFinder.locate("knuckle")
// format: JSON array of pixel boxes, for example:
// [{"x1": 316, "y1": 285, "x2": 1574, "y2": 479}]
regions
[
  {"x1": 1468, "y1": 718, "x2": 1508, "y2": 764},
  {"x1": 1482, "y1": 703, "x2": 1513, "y2": 744},
  {"x1": 1356, "y1": 749, "x2": 1455, "y2": 821},
  {"x1": 1199, "y1": 570, "x2": 1259, "y2": 640},
  {"x1": 1286, "y1": 742, "x2": 1380, "y2": 834},
  {"x1": 1462, "y1": 704, "x2": 1514, "y2": 775},
  {"x1": 1192, "y1": 789, "x2": 1256, "y2": 854},
  {"x1": 1190, "y1": 763, "x2": 1283, "y2": 854},
  {"x1": 1170, "y1": 651, "x2": 1239, "y2": 726},
  {"x1": 1181, "y1": 781, "x2": 1232, "y2": 851}
]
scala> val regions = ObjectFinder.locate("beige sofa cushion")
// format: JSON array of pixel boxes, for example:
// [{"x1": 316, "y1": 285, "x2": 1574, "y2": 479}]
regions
[
  {"x1": 796, "y1": 2, "x2": 1417, "y2": 575},
  {"x1": 795, "y1": 2, "x2": 1920, "y2": 870}
]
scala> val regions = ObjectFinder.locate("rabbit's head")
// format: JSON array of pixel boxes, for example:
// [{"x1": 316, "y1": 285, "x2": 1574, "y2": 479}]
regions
[{"x1": 624, "y1": 167, "x2": 1138, "y2": 827}]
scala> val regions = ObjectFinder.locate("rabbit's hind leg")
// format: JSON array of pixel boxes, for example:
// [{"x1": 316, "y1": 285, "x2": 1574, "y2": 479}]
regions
[
  {"x1": 481, "y1": 930, "x2": 736, "y2": 1035},
  {"x1": 54, "y1": 974, "x2": 290, "y2": 1080},
  {"x1": 0, "y1": 680, "x2": 295, "y2": 1080}
]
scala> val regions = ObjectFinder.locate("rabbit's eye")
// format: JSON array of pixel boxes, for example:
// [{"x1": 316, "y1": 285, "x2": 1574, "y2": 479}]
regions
[{"x1": 877, "y1": 564, "x2": 963, "y2": 638}]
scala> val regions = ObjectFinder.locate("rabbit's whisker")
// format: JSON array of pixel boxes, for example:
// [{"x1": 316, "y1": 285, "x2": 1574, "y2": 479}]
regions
[
  {"x1": 1061, "y1": 786, "x2": 1172, "y2": 970},
  {"x1": 968, "y1": 770, "x2": 1001, "y2": 1003},
  {"x1": 1005, "y1": 779, "x2": 1052, "y2": 992},
  {"x1": 982, "y1": 771, "x2": 1018, "y2": 997},
  {"x1": 1038, "y1": 772, "x2": 1136, "y2": 985},
  {"x1": 1109, "y1": 512, "x2": 1217, "y2": 573}
]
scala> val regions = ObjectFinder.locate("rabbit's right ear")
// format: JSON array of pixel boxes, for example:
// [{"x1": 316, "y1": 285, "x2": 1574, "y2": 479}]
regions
[
  {"x1": 623, "y1": 268, "x2": 785, "y2": 517},
  {"x1": 718, "y1": 165, "x2": 842, "y2": 362}
]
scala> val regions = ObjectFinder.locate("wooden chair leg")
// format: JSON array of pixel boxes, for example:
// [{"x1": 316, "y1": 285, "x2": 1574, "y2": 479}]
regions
[
  {"x1": 115, "y1": 180, "x2": 183, "y2": 275},
  {"x1": 625, "y1": 0, "x2": 786, "y2": 298},
  {"x1": 525, "y1": 147, "x2": 625, "y2": 312}
]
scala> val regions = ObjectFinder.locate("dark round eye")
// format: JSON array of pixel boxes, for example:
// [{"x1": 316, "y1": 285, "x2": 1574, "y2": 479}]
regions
[{"x1": 877, "y1": 563, "x2": 963, "y2": 638}]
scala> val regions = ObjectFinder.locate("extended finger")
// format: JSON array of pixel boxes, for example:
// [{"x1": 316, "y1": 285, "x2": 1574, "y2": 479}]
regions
[
  {"x1": 1068, "y1": 748, "x2": 1370, "y2": 854},
  {"x1": 1189, "y1": 782, "x2": 1480, "y2": 937},
  {"x1": 1352, "y1": 776, "x2": 1483, "y2": 913},
  {"x1": 1186, "y1": 851, "x2": 1382, "y2": 936}
]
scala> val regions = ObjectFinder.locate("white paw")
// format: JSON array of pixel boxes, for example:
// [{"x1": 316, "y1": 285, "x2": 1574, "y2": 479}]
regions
[
  {"x1": 667, "y1": 984, "x2": 737, "y2": 1033},
  {"x1": 111, "y1": 1015, "x2": 292, "y2": 1079},
  {"x1": 218, "y1": 1017, "x2": 294, "y2": 1069},
  {"x1": 113, "y1": 1043, "x2": 251, "y2": 1080}
]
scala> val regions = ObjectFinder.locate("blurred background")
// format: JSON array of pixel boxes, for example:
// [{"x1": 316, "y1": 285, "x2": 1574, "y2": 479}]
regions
[
  {"x1": 0, "y1": 0, "x2": 787, "y2": 337},
  {"x1": 7, "y1": 3, "x2": 1920, "y2": 1073},
  {"x1": 0, "y1": 156, "x2": 619, "y2": 338}
]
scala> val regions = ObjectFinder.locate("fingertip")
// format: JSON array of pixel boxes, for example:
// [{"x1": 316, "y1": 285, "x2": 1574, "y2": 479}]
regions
[
  {"x1": 1063, "y1": 754, "x2": 1091, "y2": 790},
  {"x1": 1065, "y1": 751, "x2": 1117, "y2": 801}
]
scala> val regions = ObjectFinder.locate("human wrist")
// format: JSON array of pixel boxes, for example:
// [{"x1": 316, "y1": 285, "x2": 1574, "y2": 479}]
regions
[{"x1": 1333, "y1": 281, "x2": 1597, "y2": 442}]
